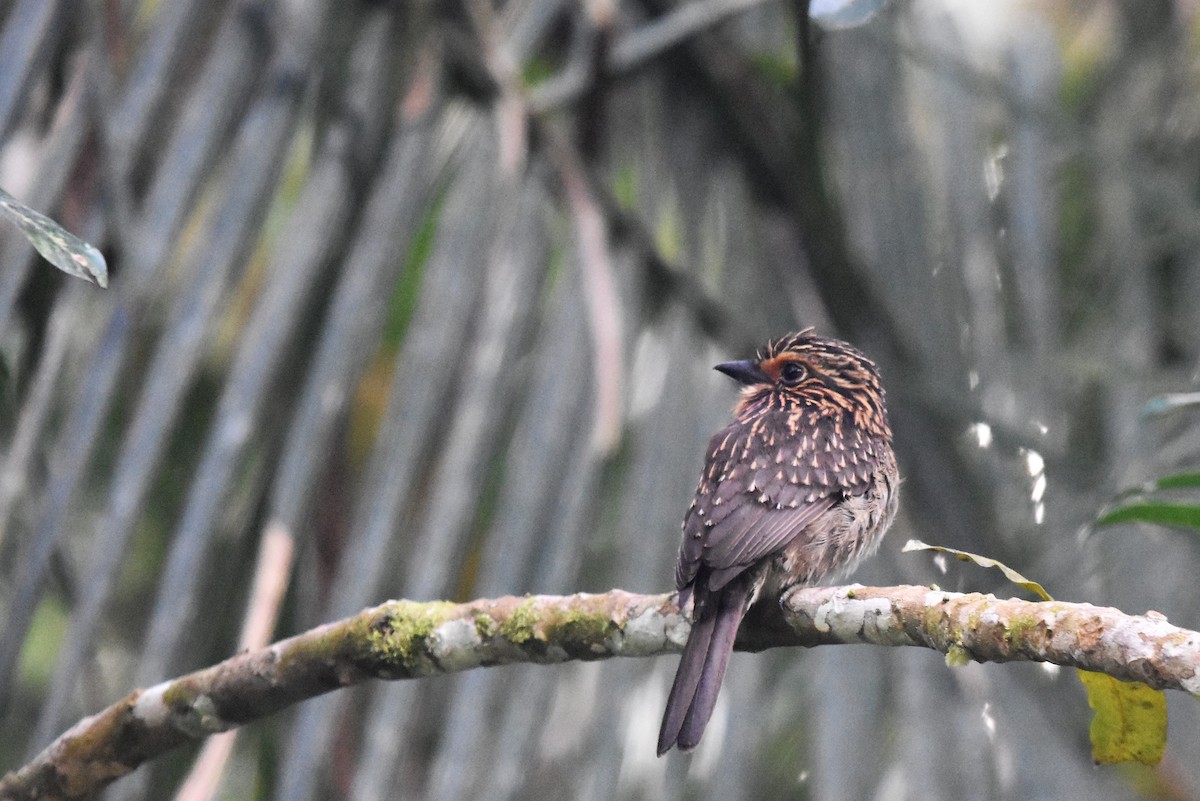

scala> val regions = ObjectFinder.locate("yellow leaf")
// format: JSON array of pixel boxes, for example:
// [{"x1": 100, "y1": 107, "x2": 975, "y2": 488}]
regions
[
  {"x1": 901, "y1": 539, "x2": 1054, "y2": 601},
  {"x1": 1077, "y1": 670, "x2": 1167, "y2": 766}
]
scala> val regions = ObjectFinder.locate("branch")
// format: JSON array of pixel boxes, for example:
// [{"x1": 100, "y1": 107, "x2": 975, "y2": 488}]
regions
[{"x1": 3, "y1": 585, "x2": 1199, "y2": 800}]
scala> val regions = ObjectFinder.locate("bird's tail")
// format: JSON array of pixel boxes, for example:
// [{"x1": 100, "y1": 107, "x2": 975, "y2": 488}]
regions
[{"x1": 657, "y1": 582, "x2": 750, "y2": 755}]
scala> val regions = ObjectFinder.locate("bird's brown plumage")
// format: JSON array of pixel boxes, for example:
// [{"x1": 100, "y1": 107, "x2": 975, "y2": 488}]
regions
[{"x1": 658, "y1": 329, "x2": 899, "y2": 755}]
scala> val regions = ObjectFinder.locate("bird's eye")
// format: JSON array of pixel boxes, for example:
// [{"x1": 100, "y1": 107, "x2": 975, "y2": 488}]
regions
[{"x1": 780, "y1": 362, "x2": 807, "y2": 385}]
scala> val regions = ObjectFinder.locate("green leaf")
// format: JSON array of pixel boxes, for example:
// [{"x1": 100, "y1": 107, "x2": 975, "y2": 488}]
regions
[
  {"x1": 1151, "y1": 472, "x2": 1200, "y2": 491},
  {"x1": 1094, "y1": 502, "x2": 1200, "y2": 532},
  {"x1": 1113, "y1": 471, "x2": 1200, "y2": 501},
  {"x1": 0, "y1": 186, "x2": 107, "y2": 287},
  {"x1": 901, "y1": 539, "x2": 1053, "y2": 601},
  {"x1": 1077, "y1": 671, "x2": 1167, "y2": 766}
]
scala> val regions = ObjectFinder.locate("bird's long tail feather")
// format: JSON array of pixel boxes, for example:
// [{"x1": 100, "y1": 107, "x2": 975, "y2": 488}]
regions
[{"x1": 657, "y1": 582, "x2": 750, "y2": 755}]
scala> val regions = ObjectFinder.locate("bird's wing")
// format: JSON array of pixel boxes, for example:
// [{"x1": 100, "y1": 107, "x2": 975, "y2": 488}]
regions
[{"x1": 676, "y1": 415, "x2": 882, "y2": 592}]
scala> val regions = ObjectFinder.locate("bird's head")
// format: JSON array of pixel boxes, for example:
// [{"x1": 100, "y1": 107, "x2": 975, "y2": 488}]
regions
[{"x1": 716, "y1": 329, "x2": 892, "y2": 440}]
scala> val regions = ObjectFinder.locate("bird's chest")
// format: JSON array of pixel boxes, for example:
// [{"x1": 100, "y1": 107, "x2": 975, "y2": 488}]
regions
[{"x1": 759, "y1": 446, "x2": 899, "y2": 595}]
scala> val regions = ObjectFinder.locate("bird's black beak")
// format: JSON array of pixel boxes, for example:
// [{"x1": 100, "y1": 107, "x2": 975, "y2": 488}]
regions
[{"x1": 714, "y1": 359, "x2": 770, "y2": 386}]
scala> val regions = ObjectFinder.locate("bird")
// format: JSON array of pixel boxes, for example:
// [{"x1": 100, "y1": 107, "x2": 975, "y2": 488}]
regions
[{"x1": 657, "y1": 328, "x2": 899, "y2": 755}]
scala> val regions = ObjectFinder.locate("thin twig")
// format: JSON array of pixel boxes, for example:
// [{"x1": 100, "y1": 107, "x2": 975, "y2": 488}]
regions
[{"x1": 528, "y1": 0, "x2": 778, "y2": 112}]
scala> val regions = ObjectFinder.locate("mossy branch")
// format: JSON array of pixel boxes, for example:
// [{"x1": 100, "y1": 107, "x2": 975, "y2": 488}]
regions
[{"x1": 3, "y1": 585, "x2": 1199, "y2": 801}]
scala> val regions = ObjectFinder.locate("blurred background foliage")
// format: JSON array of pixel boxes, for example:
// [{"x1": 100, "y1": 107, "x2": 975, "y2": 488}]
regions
[{"x1": 1, "y1": 0, "x2": 1199, "y2": 799}]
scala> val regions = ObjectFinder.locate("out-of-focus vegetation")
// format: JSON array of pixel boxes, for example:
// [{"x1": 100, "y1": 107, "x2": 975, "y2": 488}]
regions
[{"x1": 0, "y1": 2, "x2": 1199, "y2": 800}]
